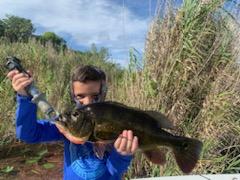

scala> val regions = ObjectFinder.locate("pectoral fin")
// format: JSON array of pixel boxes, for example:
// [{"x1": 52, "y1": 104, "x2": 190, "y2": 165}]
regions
[
  {"x1": 143, "y1": 148, "x2": 167, "y2": 165},
  {"x1": 93, "y1": 141, "x2": 114, "y2": 159}
]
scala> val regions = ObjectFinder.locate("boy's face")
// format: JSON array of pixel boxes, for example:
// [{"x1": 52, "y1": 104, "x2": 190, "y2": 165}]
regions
[{"x1": 72, "y1": 80, "x2": 102, "y2": 105}]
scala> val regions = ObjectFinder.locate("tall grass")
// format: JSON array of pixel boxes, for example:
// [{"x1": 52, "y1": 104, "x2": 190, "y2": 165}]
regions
[{"x1": 110, "y1": 0, "x2": 240, "y2": 177}]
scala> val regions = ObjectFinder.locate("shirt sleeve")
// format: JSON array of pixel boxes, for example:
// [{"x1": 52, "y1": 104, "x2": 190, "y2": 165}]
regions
[
  {"x1": 15, "y1": 94, "x2": 64, "y2": 143},
  {"x1": 106, "y1": 147, "x2": 133, "y2": 176}
]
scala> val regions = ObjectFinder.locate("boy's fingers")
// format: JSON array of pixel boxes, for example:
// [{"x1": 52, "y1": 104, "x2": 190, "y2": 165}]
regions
[
  {"x1": 119, "y1": 130, "x2": 128, "y2": 151},
  {"x1": 131, "y1": 136, "x2": 138, "y2": 154},
  {"x1": 27, "y1": 70, "x2": 32, "y2": 77},
  {"x1": 7, "y1": 70, "x2": 19, "y2": 80},
  {"x1": 126, "y1": 130, "x2": 133, "y2": 153},
  {"x1": 12, "y1": 74, "x2": 32, "y2": 88},
  {"x1": 127, "y1": 130, "x2": 133, "y2": 141},
  {"x1": 119, "y1": 137, "x2": 127, "y2": 152},
  {"x1": 114, "y1": 130, "x2": 127, "y2": 151},
  {"x1": 114, "y1": 136, "x2": 122, "y2": 150},
  {"x1": 16, "y1": 79, "x2": 33, "y2": 90},
  {"x1": 14, "y1": 77, "x2": 31, "y2": 87},
  {"x1": 12, "y1": 73, "x2": 28, "y2": 84}
]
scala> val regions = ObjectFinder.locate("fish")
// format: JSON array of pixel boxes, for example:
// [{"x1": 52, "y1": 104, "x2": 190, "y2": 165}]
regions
[{"x1": 55, "y1": 101, "x2": 203, "y2": 173}]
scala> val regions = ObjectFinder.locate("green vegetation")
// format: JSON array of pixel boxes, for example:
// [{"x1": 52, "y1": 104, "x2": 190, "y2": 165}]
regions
[
  {"x1": 39, "y1": 32, "x2": 67, "y2": 51},
  {"x1": 0, "y1": 15, "x2": 67, "y2": 49},
  {"x1": 0, "y1": 0, "x2": 239, "y2": 178},
  {"x1": 0, "y1": 15, "x2": 35, "y2": 42}
]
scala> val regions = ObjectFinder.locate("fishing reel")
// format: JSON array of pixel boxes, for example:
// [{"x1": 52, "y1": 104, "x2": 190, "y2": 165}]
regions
[{"x1": 5, "y1": 56, "x2": 59, "y2": 120}]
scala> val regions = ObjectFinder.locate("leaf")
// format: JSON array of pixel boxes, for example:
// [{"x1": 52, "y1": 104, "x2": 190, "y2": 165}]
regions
[
  {"x1": 42, "y1": 163, "x2": 55, "y2": 169},
  {"x1": 1, "y1": 166, "x2": 14, "y2": 173},
  {"x1": 31, "y1": 169, "x2": 40, "y2": 174},
  {"x1": 25, "y1": 157, "x2": 41, "y2": 164},
  {"x1": 37, "y1": 149, "x2": 48, "y2": 157}
]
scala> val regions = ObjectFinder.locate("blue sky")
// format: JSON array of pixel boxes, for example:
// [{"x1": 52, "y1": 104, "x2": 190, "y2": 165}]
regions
[{"x1": 0, "y1": 0, "x2": 163, "y2": 66}]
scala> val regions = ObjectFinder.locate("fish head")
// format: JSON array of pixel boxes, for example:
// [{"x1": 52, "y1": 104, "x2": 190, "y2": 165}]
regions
[{"x1": 56, "y1": 108, "x2": 95, "y2": 141}]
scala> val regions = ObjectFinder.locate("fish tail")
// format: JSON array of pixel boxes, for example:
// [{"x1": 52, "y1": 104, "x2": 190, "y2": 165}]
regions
[{"x1": 172, "y1": 137, "x2": 202, "y2": 173}]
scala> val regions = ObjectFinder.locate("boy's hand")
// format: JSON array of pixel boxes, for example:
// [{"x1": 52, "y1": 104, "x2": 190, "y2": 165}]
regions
[
  {"x1": 114, "y1": 130, "x2": 138, "y2": 156},
  {"x1": 7, "y1": 70, "x2": 33, "y2": 96}
]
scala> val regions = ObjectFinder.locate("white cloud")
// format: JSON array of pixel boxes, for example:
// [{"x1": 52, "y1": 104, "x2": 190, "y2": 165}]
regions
[{"x1": 0, "y1": 0, "x2": 149, "y2": 66}]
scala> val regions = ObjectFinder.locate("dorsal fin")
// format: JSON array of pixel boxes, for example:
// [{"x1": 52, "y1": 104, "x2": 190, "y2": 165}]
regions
[{"x1": 145, "y1": 111, "x2": 174, "y2": 129}]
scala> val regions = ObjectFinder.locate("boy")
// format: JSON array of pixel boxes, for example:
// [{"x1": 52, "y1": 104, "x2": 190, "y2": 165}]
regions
[{"x1": 7, "y1": 65, "x2": 138, "y2": 180}]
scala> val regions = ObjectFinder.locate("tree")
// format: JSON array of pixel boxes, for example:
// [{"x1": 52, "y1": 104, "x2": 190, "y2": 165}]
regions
[
  {"x1": 40, "y1": 32, "x2": 66, "y2": 50},
  {"x1": 2, "y1": 15, "x2": 35, "y2": 42}
]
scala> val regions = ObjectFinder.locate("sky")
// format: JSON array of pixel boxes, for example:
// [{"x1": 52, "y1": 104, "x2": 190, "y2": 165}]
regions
[
  {"x1": 1, "y1": 0, "x2": 238, "y2": 67},
  {"x1": 0, "y1": 0, "x2": 165, "y2": 67}
]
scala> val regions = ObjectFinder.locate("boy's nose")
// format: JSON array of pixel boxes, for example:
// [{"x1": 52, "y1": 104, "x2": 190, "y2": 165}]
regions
[{"x1": 82, "y1": 96, "x2": 94, "y2": 105}]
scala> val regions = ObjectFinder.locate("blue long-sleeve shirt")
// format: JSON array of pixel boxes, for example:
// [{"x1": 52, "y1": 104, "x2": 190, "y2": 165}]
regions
[{"x1": 15, "y1": 95, "x2": 132, "y2": 180}]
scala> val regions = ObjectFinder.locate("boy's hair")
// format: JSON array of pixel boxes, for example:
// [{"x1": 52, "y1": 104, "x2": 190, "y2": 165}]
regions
[
  {"x1": 71, "y1": 65, "x2": 106, "y2": 83},
  {"x1": 70, "y1": 65, "x2": 107, "y2": 102}
]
